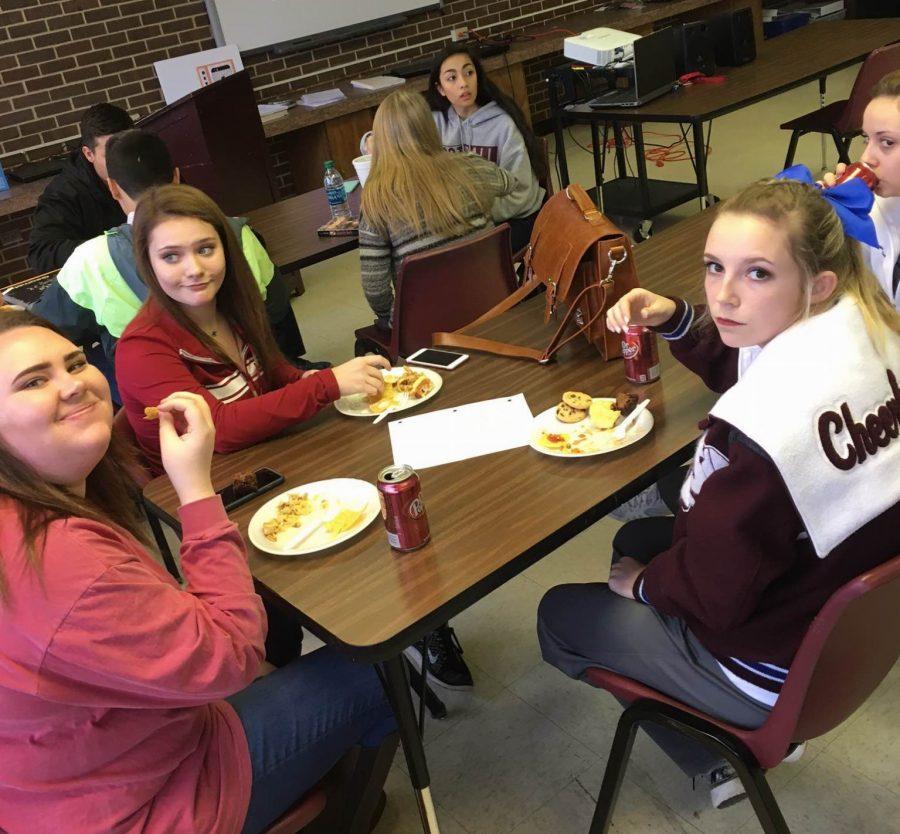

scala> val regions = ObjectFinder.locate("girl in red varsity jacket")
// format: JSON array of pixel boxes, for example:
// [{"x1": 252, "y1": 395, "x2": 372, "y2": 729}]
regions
[
  {"x1": 116, "y1": 184, "x2": 390, "y2": 474},
  {"x1": 538, "y1": 175, "x2": 900, "y2": 809}
]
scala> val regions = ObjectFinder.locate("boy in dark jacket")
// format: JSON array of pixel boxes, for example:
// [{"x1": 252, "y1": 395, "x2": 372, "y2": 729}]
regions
[{"x1": 27, "y1": 103, "x2": 133, "y2": 273}]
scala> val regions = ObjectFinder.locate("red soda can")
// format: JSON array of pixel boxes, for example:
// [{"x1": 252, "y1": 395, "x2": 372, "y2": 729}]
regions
[
  {"x1": 834, "y1": 162, "x2": 878, "y2": 190},
  {"x1": 622, "y1": 326, "x2": 660, "y2": 384},
  {"x1": 377, "y1": 464, "x2": 430, "y2": 551}
]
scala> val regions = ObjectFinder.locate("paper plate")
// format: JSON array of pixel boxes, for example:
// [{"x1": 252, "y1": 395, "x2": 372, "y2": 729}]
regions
[
  {"x1": 530, "y1": 398, "x2": 654, "y2": 458},
  {"x1": 248, "y1": 478, "x2": 379, "y2": 556},
  {"x1": 334, "y1": 366, "x2": 442, "y2": 418}
]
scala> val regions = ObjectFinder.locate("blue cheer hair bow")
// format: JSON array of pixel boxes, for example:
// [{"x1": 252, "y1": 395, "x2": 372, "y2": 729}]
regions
[{"x1": 774, "y1": 164, "x2": 881, "y2": 250}]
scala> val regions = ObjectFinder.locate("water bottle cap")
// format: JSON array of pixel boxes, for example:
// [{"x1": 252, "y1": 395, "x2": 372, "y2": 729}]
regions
[{"x1": 324, "y1": 160, "x2": 334, "y2": 169}]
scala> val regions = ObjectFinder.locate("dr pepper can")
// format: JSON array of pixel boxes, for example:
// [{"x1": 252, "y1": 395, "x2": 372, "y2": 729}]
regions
[
  {"x1": 622, "y1": 325, "x2": 660, "y2": 384},
  {"x1": 377, "y1": 464, "x2": 430, "y2": 551}
]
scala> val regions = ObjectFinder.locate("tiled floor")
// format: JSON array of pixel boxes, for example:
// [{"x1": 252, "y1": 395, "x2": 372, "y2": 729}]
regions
[{"x1": 287, "y1": 63, "x2": 900, "y2": 834}]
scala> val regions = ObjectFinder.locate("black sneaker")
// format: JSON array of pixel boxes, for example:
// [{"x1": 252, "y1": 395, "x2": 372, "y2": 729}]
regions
[{"x1": 404, "y1": 625, "x2": 474, "y2": 690}]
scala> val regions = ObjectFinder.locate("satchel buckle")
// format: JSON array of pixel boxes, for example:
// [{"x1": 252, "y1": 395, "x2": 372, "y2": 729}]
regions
[
  {"x1": 547, "y1": 279, "x2": 558, "y2": 317},
  {"x1": 603, "y1": 248, "x2": 628, "y2": 286}
]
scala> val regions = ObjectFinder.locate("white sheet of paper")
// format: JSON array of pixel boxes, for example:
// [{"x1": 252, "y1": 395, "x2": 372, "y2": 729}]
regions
[{"x1": 388, "y1": 394, "x2": 533, "y2": 470}]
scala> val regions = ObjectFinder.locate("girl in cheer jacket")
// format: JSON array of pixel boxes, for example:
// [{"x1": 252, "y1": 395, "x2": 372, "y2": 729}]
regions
[
  {"x1": 538, "y1": 174, "x2": 900, "y2": 809},
  {"x1": 0, "y1": 310, "x2": 395, "y2": 834},
  {"x1": 116, "y1": 184, "x2": 390, "y2": 474}
]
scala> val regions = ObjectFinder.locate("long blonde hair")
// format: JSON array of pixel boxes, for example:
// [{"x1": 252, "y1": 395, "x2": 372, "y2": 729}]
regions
[
  {"x1": 718, "y1": 178, "x2": 900, "y2": 351},
  {"x1": 361, "y1": 89, "x2": 494, "y2": 237}
]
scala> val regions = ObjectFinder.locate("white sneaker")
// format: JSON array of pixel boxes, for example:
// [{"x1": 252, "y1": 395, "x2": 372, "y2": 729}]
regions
[
  {"x1": 609, "y1": 484, "x2": 672, "y2": 522},
  {"x1": 782, "y1": 742, "x2": 807, "y2": 764},
  {"x1": 709, "y1": 765, "x2": 747, "y2": 809}
]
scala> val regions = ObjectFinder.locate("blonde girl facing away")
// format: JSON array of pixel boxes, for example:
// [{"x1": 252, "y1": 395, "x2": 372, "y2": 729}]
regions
[
  {"x1": 358, "y1": 88, "x2": 516, "y2": 329},
  {"x1": 539, "y1": 176, "x2": 900, "y2": 810}
]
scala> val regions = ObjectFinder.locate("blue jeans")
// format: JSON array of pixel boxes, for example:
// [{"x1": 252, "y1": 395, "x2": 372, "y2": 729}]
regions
[{"x1": 227, "y1": 646, "x2": 396, "y2": 834}]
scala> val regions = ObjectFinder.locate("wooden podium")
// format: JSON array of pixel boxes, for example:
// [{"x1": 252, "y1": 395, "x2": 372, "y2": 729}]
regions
[{"x1": 139, "y1": 70, "x2": 277, "y2": 216}]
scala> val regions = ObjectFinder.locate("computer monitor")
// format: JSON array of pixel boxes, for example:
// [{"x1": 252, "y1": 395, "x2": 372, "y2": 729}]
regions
[{"x1": 634, "y1": 27, "x2": 676, "y2": 101}]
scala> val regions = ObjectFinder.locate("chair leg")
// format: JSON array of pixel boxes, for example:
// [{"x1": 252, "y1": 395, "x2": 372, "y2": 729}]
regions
[
  {"x1": 589, "y1": 707, "x2": 642, "y2": 834},
  {"x1": 336, "y1": 732, "x2": 400, "y2": 834},
  {"x1": 832, "y1": 130, "x2": 851, "y2": 165},
  {"x1": 784, "y1": 130, "x2": 802, "y2": 169},
  {"x1": 594, "y1": 700, "x2": 791, "y2": 834},
  {"x1": 144, "y1": 502, "x2": 180, "y2": 579}
]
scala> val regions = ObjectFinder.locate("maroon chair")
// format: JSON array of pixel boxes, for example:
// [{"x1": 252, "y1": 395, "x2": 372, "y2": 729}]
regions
[
  {"x1": 354, "y1": 223, "x2": 518, "y2": 363},
  {"x1": 112, "y1": 408, "x2": 180, "y2": 579},
  {"x1": 262, "y1": 787, "x2": 327, "y2": 834},
  {"x1": 780, "y1": 43, "x2": 900, "y2": 169},
  {"x1": 584, "y1": 554, "x2": 900, "y2": 834}
]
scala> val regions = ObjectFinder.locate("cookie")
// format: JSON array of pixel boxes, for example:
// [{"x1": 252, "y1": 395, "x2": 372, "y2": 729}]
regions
[
  {"x1": 556, "y1": 402, "x2": 587, "y2": 424},
  {"x1": 562, "y1": 391, "x2": 592, "y2": 410}
]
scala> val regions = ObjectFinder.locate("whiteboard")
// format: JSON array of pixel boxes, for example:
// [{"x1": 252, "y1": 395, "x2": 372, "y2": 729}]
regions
[{"x1": 206, "y1": 0, "x2": 442, "y2": 54}]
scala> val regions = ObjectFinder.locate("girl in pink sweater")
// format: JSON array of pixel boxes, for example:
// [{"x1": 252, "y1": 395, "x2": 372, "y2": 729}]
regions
[
  {"x1": 116, "y1": 184, "x2": 390, "y2": 474},
  {"x1": 0, "y1": 308, "x2": 394, "y2": 833}
]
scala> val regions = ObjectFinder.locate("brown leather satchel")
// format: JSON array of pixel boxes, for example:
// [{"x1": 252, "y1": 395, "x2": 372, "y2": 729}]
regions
[{"x1": 434, "y1": 184, "x2": 639, "y2": 362}]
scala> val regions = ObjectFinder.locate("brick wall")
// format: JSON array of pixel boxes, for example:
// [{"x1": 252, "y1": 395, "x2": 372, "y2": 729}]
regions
[
  {"x1": 1, "y1": 0, "x2": 595, "y2": 166},
  {"x1": 1, "y1": 0, "x2": 594, "y2": 282}
]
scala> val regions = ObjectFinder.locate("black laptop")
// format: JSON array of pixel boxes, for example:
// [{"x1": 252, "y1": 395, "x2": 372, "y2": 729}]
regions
[{"x1": 588, "y1": 27, "x2": 676, "y2": 109}]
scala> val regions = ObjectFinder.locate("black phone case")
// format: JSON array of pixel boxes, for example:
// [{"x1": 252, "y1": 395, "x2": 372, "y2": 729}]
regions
[{"x1": 218, "y1": 468, "x2": 285, "y2": 512}]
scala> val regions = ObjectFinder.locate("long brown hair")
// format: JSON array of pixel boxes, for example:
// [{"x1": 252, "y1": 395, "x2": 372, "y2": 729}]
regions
[
  {"x1": 0, "y1": 309, "x2": 146, "y2": 604},
  {"x1": 425, "y1": 44, "x2": 547, "y2": 183},
  {"x1": 716, "y1": 178, "x2": 900, "y2": 350},
  {"x1": 361, "y1": 89, "x2": 495, "y2": 238},
  {"x1": 132, "y1": 184, "x2": 282, "y2": 379}
]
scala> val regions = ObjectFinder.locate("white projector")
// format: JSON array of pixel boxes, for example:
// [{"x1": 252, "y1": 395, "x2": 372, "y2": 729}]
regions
[{"x1": 563, "y1": 27, "x2": 641, "y2": 67}]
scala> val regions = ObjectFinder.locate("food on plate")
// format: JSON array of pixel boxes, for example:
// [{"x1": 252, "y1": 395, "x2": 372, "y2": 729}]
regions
[
  {"x1": 411, "y1": 374, "x2": 433, "y2": 399},
  {"x1": 143, "y1": 406, "x2": 159, "y2": 420},
  {"x1": 562, "y1": 391, "x2": 593, "y2": 410},
  {"x1": 589, "y1": 400, "x2": 620, "y2": 430},
  {"x1": 537, "y1": 431, "x2": 570, "y2": 450},
  {"x1": 232, "y1": 470, "x2": 258, "y2": 497},
  {"x1": 364, "y1": 366, "x2": 433, "y2": 413},
  {"x1": 614, "y1": 392, "x2": 639, "y2": 415},
  {"x1": 556, "y1": 402, "x2": 588, "y2": 424},
  {"x1": 324, "y1": 506, "x2": 366, "y2": 535},
  {"x1": 262, "y1": 492, "x2": 321, "y2": 541}
]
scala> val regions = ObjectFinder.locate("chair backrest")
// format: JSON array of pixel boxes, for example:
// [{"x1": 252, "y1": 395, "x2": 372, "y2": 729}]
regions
[
  {"x1": 112, "y1": 407, "x2": 152, "y2": 489},
  {"x1": 758, "y1": 553, "x2": 900, "y2": 762},
  {"x1": 391, "y1": 223, "x2": 518, "y2": 359},
  {"x1": 537, "y1": 135, "x2": 554, "y2": 198},
  {"x1": 835, "y1": 42, "x2": 900, "y2": 134}
]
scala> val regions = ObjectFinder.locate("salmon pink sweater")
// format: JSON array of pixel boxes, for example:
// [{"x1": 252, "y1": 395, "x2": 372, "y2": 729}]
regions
[{"x1": 0, "y1": 495, "x2": 266, "y2": 834}]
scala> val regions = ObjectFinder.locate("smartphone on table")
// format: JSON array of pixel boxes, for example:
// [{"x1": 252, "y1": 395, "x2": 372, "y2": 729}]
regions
[
  {"x1": 217, "y1": 467, "x2": 285, "y2": 512},
  {"x1": 405, "y1": 348, "x2": 468, "y2": 370}
]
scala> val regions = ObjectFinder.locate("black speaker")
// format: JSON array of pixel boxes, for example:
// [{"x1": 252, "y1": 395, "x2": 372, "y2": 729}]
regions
[
  {"x1": 709, "y1": 7, "x2": 756, "y2": 67},
  {"x1": 671, "y1": 22, "x2": 716, "y2": 77}
]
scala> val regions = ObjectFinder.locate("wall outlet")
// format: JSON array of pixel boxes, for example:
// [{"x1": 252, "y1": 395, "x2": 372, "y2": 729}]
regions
[{"x1": 450, "y1": 26, "x2": 469, "y2": 42}]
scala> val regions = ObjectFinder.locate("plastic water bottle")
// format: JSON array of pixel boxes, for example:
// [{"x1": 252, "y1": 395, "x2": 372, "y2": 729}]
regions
[
  {"x1": 0, "y1": 160, "x2": 9, "y2": 200},
  {"x1": 323, "y1": 160, "x2": 351, "y2": 220}
]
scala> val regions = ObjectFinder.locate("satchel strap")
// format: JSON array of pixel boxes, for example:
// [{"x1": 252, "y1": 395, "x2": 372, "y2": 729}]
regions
[{"x1": 565, "y1": 184, "x2": 607, "y2": 228}]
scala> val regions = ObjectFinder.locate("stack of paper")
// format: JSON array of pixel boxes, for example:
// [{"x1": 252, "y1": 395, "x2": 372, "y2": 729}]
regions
[
  {"x1": 299, "y1": 88, "x2": 346, "y2": 108},
  {"x1": 257, "y1": 102, "x2": 294, "y2": 123},
  {"x1": 351, "y1": 75, "x2": 406, "y2": 91},
  {"x1": 388, "y1": 394, "x2": 534, "y2": 470}
]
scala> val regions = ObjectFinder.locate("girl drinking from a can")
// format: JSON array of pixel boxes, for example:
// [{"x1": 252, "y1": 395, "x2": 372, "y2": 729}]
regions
[
  {"x1": 824, "y1": 68, "x2": 900, "y2": 310},
  {"x1": 538, "y1": 174, "x2": 900, "y2": 809}
]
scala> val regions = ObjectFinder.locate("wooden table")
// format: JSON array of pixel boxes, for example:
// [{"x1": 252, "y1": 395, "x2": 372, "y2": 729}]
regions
[
  {"x1": 245, "y1": 187, "x2": 362, "y2": 273},
  {"x1": 144, "y1": 207, "x2": 719, "y2": 832},
  {"x1": 555, "y1": 19, "x2": 900, "y2": 230}
]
